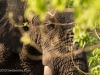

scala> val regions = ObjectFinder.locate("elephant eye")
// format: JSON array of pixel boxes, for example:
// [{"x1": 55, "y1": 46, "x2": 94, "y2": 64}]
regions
[{"x1": 47, "y1": 24, "x2": 55, "y2": 30}]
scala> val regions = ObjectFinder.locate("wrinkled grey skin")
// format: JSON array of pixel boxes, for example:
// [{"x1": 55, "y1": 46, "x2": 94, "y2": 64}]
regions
[
  {"x1": 20, "y1": 45, "x2": 44, "y2": 75},
  {"x1": 0, "y1": 0, "x2": 25, "y2": 75},
  {"x1": 0, "y1": 0, "x2": 44, "y2": 75},
  {"x1": 20, "y1": 9, "x2": 89, "y2": 75},
  {"x1": 0, "y1": 0, "x2": 88, "y2": 75}
]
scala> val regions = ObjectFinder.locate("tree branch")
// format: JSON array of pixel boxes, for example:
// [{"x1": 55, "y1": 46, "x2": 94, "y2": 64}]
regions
[{"x1": 73, "y1": 43, "x2": 100, "y2": 55}]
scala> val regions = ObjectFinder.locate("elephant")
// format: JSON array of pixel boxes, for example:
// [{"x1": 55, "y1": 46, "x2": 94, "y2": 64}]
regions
[
  {"x1": 0, "y1": 0, "x2": 44, "y2": 75},
  {"x1": 0, "y1": 0, "x2": 26, "y2": 75},
  {"x1": 20, "y1": 8, "x2": 89, "y2": 75},
  {"x1": 0, "y1": 0, "x2": 89, "y2": 75}
]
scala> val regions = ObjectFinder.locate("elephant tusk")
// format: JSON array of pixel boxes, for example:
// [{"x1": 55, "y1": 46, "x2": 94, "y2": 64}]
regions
[
  {"x1": 22, "y1": 49, "x2": 42, "y2": 60},
  {"x1": 44, "y1": 66, "x2": 53, "y2": 75}
]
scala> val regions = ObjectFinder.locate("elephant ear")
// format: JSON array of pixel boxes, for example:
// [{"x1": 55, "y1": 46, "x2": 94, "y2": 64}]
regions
[
  {"x1": 0, "y1": 0, "x2": 7, "y2": 19},
  {"x1": 7, "y1": 0, "x2": 25, "y2": 26}
]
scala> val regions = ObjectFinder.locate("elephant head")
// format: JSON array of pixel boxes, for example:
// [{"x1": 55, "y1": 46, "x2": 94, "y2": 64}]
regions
[
  {"x1": 42, "y1": 9, "x2": 88, "y2": 75},
  {"x1": 23, "y1": 8, "x2": 89, "y2": 75}
]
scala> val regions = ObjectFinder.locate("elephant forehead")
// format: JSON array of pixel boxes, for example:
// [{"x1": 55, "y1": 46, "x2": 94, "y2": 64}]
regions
[{"x1": 45, "y1": 8, "x2": 74, "y2": 23}]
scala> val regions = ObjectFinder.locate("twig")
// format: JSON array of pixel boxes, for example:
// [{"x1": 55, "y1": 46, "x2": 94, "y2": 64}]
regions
[
  {"x1": 95, "y1": 28, "x2": 100, "y2": 40},
  {"x1": 70, "y1": 46, "x2": 90, "y2": 75},
  {"x1": 73, "y1": 42, "x2": 100, "y2": 56}
]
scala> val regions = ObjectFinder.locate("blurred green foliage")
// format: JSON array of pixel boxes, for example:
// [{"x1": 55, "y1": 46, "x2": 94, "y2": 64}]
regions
[
  {"x1": 73, "y1": 0, "x2": 100, "y2": 47},
  {"x1": 25, "y1": 0, "x2": 100, "y2": 74},
  {"x1": 25, "y1": 0, "x2": 73, "y2": 20},
  {"x1": 88, "y1": 48, "x2": 100, "y2": 75}
]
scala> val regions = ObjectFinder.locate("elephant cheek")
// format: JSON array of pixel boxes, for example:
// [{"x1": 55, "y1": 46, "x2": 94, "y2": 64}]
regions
[{"x1": 44, "y1": 66, "x2": 53, "y2": 75}]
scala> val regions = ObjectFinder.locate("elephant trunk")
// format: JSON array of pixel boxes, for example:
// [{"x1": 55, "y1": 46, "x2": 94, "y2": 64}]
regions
[{"x1": 21, "y1": 47, "x2": 42, "y2": 60}]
